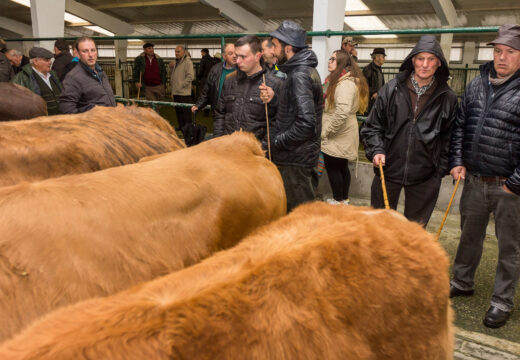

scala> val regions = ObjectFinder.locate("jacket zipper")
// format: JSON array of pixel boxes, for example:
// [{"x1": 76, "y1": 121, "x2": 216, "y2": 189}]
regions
[{"x1": 401, "y1": 83, "x2": 449, "y2": 184}]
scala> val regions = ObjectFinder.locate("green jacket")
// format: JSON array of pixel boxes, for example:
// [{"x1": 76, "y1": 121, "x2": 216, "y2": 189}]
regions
[
  {"x1": 133, "y1": 52, "x2": 167, "y2": 86},
  {"x1": 12, "y1": 63, "x2": 61, "y2": 94}
]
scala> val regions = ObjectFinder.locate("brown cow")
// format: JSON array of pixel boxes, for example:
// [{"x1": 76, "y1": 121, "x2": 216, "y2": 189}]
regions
[
  {"x1": 0, "y1": 132, "x2": 286, "y2": 342},
  {"x1": 0, "y1": 104, "x2": 184, "y2": 187},
  {"x1": 0, "y1": 203, "x2": 452, "y2": 359},
  {"x1": 0, "y1": 83, "x2": 47, "y2": 121}
]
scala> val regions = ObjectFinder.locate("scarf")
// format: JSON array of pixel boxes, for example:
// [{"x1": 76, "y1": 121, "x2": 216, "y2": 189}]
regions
[
  {"x1": 323, "y1": 69, "x2": 347, "y2": 100},
  {"x1": 489, "y1": 72, "x2": 514, "y2": 86},
  {"x1": 410, "y1": 71, "x2": 435, "y2": 113}
]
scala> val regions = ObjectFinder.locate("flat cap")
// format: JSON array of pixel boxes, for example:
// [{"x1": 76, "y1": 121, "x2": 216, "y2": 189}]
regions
[
  {"x1": 143, "y1": 42, "x2": 155, "y2": 49},
  {"x1": 29, "y1": 47, "x2": 54, "y2": 59}
]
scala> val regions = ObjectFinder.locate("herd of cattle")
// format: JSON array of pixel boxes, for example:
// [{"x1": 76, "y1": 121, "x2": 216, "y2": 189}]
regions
[{"x1": 0, "y1": 101, "x2": 453, "y2": 359}]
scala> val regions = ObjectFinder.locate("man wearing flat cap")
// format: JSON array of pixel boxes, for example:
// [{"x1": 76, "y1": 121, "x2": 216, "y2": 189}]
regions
[
  {"x1": 449, "y1": 24, "x2": 520, "y2": 329},
  {"x1": 260, "y1": 20, "x2": 323, "y2": 212},
  {"x1": 12, "y1": 46, "x2": 62, "y2": 115},
  {"x1": 363, "y1": 48, "x2": 386, "y2": 114},
  {"x1": 341, "y1": 37, "x2": 358, "y2": 62},
  {"x1": 133, "y1": 42, "x2": 167, "y2": 101}
]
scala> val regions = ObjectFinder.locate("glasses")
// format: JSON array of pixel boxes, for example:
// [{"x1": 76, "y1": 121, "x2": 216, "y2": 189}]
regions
[{"x1": 328, "y1": 57, "x2": 337, "y2": 62}]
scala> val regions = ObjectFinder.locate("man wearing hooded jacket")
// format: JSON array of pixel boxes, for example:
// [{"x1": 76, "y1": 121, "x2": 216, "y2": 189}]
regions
[
  {"x1": 360, "y1": 35, "x2": 457, "y2": 226},
  {"x1": 263, "y1": 20, "x2": 323, "y2": 212}
]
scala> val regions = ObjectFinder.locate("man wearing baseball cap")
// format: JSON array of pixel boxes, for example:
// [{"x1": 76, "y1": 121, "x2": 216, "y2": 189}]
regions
[
  {"x1": 341, "y1": 37, "x2": 358, "y2": 62},
  {"x1": 12, "y1": 46, "x2": 62, "y2": 115},
  {"x1": 259, "y1": 20, "x2": 323, "y2": 212},
  {"x1": 449, "y1": 24, "x2": 520, "y2": 329}
]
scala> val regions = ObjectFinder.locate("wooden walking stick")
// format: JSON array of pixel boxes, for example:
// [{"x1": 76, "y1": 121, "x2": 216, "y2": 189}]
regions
[
  {"x1": 137, "y1": 72, "x2": 142, "y2": 100},
  {"x1": 379, "y1": 161, "x2": 390, "y2": 209},
  {"x1": 436, "y1": 174, "x2": 462, "y2": 241},
  {"x1": 262, "y1": 74, "x2": 272, "y2": 161}
]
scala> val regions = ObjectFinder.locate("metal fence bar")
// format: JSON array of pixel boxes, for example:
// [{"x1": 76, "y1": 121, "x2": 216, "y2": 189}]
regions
[{"x1": 4, "y1": 26, "x2": 500, "y2": 43}]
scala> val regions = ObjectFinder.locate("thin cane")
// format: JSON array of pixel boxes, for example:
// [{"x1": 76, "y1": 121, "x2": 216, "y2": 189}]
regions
[
  {"x1": 137, "y1": 72, "x2": 142, "y2": 100},
  {"x1": 262, "y1": 74, "x2": 272, "y2": 161},
  {"x1": 379, "y1": 162, "x2": 390, "y2": 210},
  {"x1": 435, "y1": 174, "x2": 462, "y2": 241}
]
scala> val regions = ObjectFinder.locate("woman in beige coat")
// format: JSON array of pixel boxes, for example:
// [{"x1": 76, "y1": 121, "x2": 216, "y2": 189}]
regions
[{"x1": 321, "y1": 50, "x2": 368, "y2": 204}]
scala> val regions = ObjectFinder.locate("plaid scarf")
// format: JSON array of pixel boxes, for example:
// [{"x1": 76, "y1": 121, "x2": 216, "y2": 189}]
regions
[
  {"x1": 410, "y1": 71, "x2": 435, "y2": 113},
  {"x1": 323, "y1": 69, "x2": 347, "y2": 100}
]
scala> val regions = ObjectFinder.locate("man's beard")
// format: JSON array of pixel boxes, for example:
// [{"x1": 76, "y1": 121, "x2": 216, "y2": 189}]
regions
[{"x1": 276, "y1": 52, "x2": 287, "y2": 65}]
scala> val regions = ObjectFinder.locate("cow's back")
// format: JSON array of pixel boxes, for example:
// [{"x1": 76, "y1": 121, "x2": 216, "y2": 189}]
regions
[
  {"x1": 0, "y1": 105, "x2": 185, "y2": 187},
  {"x1": 0, "y1": 83, "x2": 47, "y2": 121},
  {"x1": 0, "y1": 132, "x2": 286, "y2": 341},
  {"x1": 0, "y1": 203, "x2": 451, "y2": 359}
]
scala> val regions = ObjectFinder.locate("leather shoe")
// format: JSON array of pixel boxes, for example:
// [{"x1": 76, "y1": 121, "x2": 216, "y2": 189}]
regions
[
  {"x1": 483, "y1": 306, "x2": 511, "y2": 328},
  {"x1": 449, "y1": 285, "x2": 474, "y2": 298}
]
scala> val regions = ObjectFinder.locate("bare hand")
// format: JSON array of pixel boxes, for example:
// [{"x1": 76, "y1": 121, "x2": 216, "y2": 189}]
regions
[
  {"x1": 259, "y1": 83, "x2": 274, "y2": 104},
  {"x1": 372, "y1": 93, "x2": 377, "y2": 99},
  {"x1": 449, "y1": 166, "x2": 466, "y2": 180},
  {"x1": 136, "y1": 82, "x2": 142, "y2": 89},
  {"x1": 503, "y1": 184, "x2": 514, "y2": 194},
  {"x1": 351, "y1": 48, "x2": 358, "y2": 58},
  {"x1": 372, "y1": 154, "x2": 385, "y2": 167},
  {"x1": 191, "y1": 105, "x2": 198, "y2": 113}
]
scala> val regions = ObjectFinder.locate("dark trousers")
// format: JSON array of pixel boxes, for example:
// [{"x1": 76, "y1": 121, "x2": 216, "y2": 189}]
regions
[
  {"x1": 451, "y1": 175, "x2": 520, "y2": 312},
  {"x1": 173, "y1": 95, "x2": 192, "y2": 130},
  {"x1": 323, "y1": 153, "x2": 350, "y2": 201},
  {"x1": 277, "y1": 165, "x2": 317, "y2": 213},
  {"x1": 370, "y1": 175, "x2": 441, "y2": 227}
]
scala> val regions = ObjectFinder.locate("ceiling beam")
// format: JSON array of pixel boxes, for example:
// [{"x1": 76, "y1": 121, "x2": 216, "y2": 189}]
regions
[
  {"x1": 65, "y1": 0, "x2": 134, "y2": 34},
  {"x1": 94, "y1": 0, "x2": 199, "y2": 9},
  {"x1": 430, "y1": 0, "x2": 457, "y2": 26},
  {"x1": 0, "y1": 16, "x2": 32, "y2": 37},
  {"x1": 200, "y1": 0, "x2": 264, "y2": 32}
]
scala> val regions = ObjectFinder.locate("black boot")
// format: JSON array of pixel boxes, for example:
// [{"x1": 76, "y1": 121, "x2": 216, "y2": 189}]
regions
[{"x1": 483, "y1": 306, "x2": 511, "y2": 328}]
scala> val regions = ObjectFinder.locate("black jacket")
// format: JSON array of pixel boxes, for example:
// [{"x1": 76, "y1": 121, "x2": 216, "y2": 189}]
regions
[
  {"x1": 449, "y1": 62, "x2": 520, "y2": 195},
  {"x1": 214, "y1": 66, "x2": 282, "y2": 147},
  {"x1": 52, "y1": 51, "x2": 73, "y2": 82},
  {"x1": 198, "y1": 54, "x2": 214, "y2": 85},
  {"x1": 360, "y1": 35, "x2": 458, "y2": 185},
  {"x1": 272, "y1": 49, "x2": 323, "y2": 167},
  {"x1": 195, "y1": 62, "x2": 235, "y2": 111},
  {"x1": 363, "y1": 61, "x2": 384, "y2": 114}
]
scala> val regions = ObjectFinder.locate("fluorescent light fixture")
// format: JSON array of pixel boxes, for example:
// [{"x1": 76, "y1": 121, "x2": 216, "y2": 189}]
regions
[
  {"x1": 64, "y1": 12, "x2": 88, "y2": 24},
  {"x1": 10, "y1": 0, "x2": 30, "y2": 6},
  {"x1": 345, "y1": 0, "x2": 397, "y2": 39},
  {"x1": 84, "y1": 26, "x2": 114, "y2": 37},
  {"x1": 345, "y1": 0, "x2": 368, "y2": 11}
]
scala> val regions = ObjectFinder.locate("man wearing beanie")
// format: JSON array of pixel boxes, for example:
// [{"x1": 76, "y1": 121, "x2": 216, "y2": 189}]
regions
[
  {"x1": 449, "y1": 24, "x2": 520, "y2": 329},
  {"x1": 361, "y1": 35, "x2": 457, "y2": 226},
  {"x1": 261, "y1": 20, "x2": 323, "y2": 212}
]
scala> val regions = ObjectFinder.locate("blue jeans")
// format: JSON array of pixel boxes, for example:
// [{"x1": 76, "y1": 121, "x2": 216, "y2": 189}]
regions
[{"x1": 451, "y1": 174, "x2": 520, "y2": 312}]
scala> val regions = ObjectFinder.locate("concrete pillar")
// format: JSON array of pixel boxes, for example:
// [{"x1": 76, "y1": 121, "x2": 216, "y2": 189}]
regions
[
  {"x1": 30, "y1": 0, "x2": 65, "y2": 51},
  {"x1": 312, "y1": 0, "x2": 347, "y2": 82},
  {"x1": 440, "y1": 32, "x2": 453, "y2": 64},
  {"x1": 114, "y1": 39, "x2": 128, "y2": 97},
  {"x1": 462, "y1": 41, "x2": 476, "y2": 67}
]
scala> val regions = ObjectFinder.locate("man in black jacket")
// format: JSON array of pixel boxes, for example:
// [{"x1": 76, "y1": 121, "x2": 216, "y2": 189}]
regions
[
  {"x1": 360, "y1": 35, "x2": 457, "y2": 226},
  {"x1": 265, "y1": 20, "x2": 323, "y2": 212},
  {"x1": 52, "y1": 39, "x2": 73, "y2": 81},
  {"x1": 214, "y1": 35, "x2": 281, "y2": 150},
  {"x1": 362, "y1": 47, "x2": 386, "y2": 114},
  {"x1": 191, "y1": 44, "x2": 236, "y2": 115},
  {"x1": 449, "y1": 24, "x2": 520, "y2": 329}
]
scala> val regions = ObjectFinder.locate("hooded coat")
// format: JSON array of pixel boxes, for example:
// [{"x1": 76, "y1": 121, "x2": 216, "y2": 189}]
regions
[
  {"x1": 272, "y1": 49, "x2": 323, "y2": 168},
  {"x1": 449, "y1": 62, "x2": 520, "y2": 195},
  {"x1": 360, "y1": 35, "x2": 458, "y2": 185}
]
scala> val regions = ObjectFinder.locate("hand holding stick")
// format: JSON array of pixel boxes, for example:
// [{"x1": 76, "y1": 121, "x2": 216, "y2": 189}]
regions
[{"x1": 262, "y1": 74, "x2": 272, "y2": 161}]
